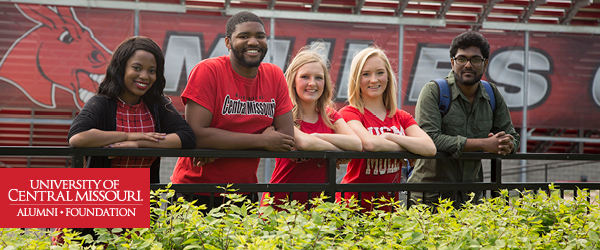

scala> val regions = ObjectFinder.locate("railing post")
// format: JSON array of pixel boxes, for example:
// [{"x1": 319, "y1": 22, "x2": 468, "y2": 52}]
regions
[
  {"x1": 72, "y1": 148, "x2": 84, "y2": 168},
  {"x1": 490, "y1": 158, "x2": 502, "y2": 198},
  {"x1": 326, "y1": 154, "x2": 337, "y2": 202}
]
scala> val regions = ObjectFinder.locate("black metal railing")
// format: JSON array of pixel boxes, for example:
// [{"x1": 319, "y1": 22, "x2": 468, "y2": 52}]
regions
[{"x1": 2, "y1": 146, "x2": 600, "y2": 209}]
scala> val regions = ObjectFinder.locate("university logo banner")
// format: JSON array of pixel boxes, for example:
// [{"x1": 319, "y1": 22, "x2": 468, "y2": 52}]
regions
[{"x1": 1, "y1": 168, "x2": 150, "y2": 228}]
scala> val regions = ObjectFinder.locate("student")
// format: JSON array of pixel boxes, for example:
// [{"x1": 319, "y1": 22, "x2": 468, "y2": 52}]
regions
[
  {"x1": 262, "y1": 44, "x2": 362, "y2": 208},
  {"x1": 170, "y1": 11, "x2": 295, "y2": 208},
  {"x1": 68, "y1": 36, "x2": 196, "y2": 182},
  {"x1": 338, "y1": 46, "x2": 436, "y2": 211},
  {"x1": 408, "y1": 31, "x2": 519, "y2": 209},
  {"x1": 63, "y1": 36, "x2": 195, "y2": 245}
]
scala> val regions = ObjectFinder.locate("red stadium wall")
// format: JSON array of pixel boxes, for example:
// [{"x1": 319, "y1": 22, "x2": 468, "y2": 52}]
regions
[{"x1": 1, "y1": 3, "x2": 600, "y2": 131}]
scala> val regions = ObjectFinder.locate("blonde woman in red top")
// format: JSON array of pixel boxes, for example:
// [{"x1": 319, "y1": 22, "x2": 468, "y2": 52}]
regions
[
  {"x1": 338, "y1": 46, "x2": 436, "y2": 211},
  {"x1": 263, "y1": 44, "x2": 362, "y2": 209}
]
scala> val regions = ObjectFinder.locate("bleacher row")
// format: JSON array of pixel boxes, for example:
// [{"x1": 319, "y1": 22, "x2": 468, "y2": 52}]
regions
[
  {"x1": 1, "y1": 107, "x2": 599, "y2": 168},
  {"x1": 0, "y1": 108, "x2": 73, "y2": 168},
  {"x1": 528, "y1": 128, "x2": 600, "y2": 154}
]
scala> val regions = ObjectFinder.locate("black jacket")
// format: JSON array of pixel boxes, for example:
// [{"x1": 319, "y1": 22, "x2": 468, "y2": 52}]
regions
[{"x1": 68, "y1": 95, "x2": 196, "y2": 183}]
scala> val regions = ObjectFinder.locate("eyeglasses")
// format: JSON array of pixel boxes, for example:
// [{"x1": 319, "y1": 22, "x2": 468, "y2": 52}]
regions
[{"x1": 453, "y1": 57, "x2": 485, "y2": 66}]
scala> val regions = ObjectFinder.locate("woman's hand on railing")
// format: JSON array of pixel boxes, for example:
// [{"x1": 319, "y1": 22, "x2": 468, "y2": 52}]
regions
[
  {"x1": 127, "y1": 132, "x2": 166, "y2": 142},
  {"x1": 104, "y1": 141, "x2": 141, "y2": 159},
  {"x1": 105, "y1": 141, "x2": 140, "y2": 148}
]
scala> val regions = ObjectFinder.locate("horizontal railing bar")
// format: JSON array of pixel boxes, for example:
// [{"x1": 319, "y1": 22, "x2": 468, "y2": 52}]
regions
[
  {"x1": 1, "y1": 147, "x2": 432, "y2": 159},
  {"x1": 494, "y1": 160, "x2": 596, "y2": 172},
  {"x1": 0, "y1": 147, "x2": 76, "y2": 156},
  {"x1": 152, "y1": 183, "x2": 332, "y2": 193},
  {"x1": 329, "y1": 183, "x2": 600, "y2": 191},
  {"x1": 1, "y1": 146, "x2": 599, "y2": 161},
  {"x1": 151, "y1": 182, "x2": 600, "y2": 193},
  {"x1": 498, "y1": 153, "x2": 600, "y2": 161},
  {"x1": 3, "y1": 146, "x2": 599, "y2": 203},
  {"x1": 499, "y1": 182, "x2": 600, "y2": 190},
  {"x1": 491, "y1": 161, "x2": 595, "y2": 178}
]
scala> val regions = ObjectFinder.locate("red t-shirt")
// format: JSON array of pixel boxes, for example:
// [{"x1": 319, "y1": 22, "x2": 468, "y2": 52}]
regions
[
  {"x1": 171, "y1": 55, "x2": 292, "y2": 186},
  {"x1": 263, "y1": 109, "x2": 342, "y2": 206},
  {"x1": 337, "y1": 106, "x2": 417, "y2": 211}
]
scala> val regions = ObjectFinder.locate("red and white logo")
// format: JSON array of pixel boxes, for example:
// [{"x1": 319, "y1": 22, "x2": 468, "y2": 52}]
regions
[{"x1": 0, "y1": 4, "x2": 112, "y2": 110}]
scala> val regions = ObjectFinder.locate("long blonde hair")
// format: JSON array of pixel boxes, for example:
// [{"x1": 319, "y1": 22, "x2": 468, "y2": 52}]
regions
[
  {"x1": 285, "y1": 43, "x2": 335, "y2": 129},
  {"x1": 347, "y1": 46, "x2": 397, "y2": 117}
]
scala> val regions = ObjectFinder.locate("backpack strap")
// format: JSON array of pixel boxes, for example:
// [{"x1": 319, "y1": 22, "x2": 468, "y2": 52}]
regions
[
  {"x1": 481, "y1": 80, "x2": 496, "y2": 113},
  {"x1": 433, "y1": 79, "x2": 451, "y2": 116},
  {"x1": 434, "y1": 78, "x2": 496, "y2": 116}
]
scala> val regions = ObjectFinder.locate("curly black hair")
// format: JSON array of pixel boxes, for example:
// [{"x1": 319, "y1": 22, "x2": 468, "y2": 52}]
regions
[
  {"x1": 226, "y1": 11, "x2": 264, "y2": 38},
  {"x1": 449, "y1": 31, "x2": 490, "y2": 59},
  {"x1": 97, "y1": 36, "x2": 166, "y2": 107}
]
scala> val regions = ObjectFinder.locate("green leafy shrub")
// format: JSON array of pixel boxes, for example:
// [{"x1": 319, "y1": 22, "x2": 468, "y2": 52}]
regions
[{"x1": 2, "y1": 184, "x2": 599, "y2": 249}]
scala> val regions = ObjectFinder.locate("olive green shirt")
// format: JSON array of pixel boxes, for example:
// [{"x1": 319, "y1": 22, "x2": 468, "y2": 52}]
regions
[{"x1": 408, "y1": 71, "x2": 520, "y2": 203}]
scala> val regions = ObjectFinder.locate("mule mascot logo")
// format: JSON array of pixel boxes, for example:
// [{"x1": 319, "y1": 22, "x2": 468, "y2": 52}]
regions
[{"x1": 0, "y1": 4, "x2": 112, "y2": 109}]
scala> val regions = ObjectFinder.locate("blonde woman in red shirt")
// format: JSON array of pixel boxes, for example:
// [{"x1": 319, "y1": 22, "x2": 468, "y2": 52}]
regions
[
  {"x1": 337, "y1": 46, "x2": 436, "y2": 211},
  {"x1": 263, "y1": 44, "x2": 362, "y2": 209}
]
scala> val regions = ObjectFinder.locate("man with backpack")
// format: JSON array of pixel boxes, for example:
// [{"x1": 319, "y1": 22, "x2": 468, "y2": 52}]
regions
[{"x1": 407, "y1": 31, "x2": 520, "y2": 209}]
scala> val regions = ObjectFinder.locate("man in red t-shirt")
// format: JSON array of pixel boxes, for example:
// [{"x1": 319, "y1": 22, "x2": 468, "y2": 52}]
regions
[{"x1": 171, "y1": 11, "x2": 295, "y2": 207}]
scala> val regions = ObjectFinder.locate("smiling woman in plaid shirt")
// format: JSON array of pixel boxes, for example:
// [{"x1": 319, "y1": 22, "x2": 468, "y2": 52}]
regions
[{"x1": 68, "y1": 36, "x2": 196, "y2": 183}]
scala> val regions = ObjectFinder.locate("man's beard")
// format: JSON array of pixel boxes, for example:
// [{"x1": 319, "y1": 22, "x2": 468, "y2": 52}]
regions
[
  {"x1": 454, "y1": 70, "x2": 483, "y2": 86},
  {"x1": 231, "y1": 46, "x2": 268, "y2": 68}
]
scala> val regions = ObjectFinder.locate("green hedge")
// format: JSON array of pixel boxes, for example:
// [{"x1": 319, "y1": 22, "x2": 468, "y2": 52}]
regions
[{"x1": 2, "y1": 184, "x2": 599, "y2": 249}]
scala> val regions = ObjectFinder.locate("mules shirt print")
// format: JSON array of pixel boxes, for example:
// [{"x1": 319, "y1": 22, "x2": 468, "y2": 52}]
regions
[{"x1": 364, "y1": 124, "x2": 405, "y2": 177}]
